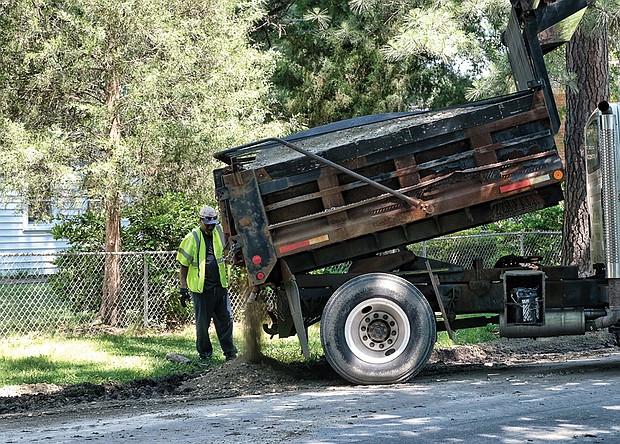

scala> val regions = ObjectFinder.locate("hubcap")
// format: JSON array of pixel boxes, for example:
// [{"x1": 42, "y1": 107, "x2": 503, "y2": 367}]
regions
[
  {"x1": 361, "y1": 311, "x2": 398, "y2": 349},
  {"x1": 345, "y1": 298, "x2": 410, "y2": 364}
]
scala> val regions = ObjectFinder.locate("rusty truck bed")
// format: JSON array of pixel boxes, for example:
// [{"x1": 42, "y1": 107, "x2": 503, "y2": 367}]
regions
[{"x1": 214, "y1": 89, "x2": 564, "y2": 285}]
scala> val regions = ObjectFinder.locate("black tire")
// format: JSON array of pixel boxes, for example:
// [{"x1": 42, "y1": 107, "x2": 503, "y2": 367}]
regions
[{"x1": 320, "y1": 273, "x2": 436, "y2": 385}]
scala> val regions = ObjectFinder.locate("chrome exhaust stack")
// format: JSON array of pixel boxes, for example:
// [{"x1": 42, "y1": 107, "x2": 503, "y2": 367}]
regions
[{"x1": 586, "y1": 101, "x2": 620, "y2": 330}]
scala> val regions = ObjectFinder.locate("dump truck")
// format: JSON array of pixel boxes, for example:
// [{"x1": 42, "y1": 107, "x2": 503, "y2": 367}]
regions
[{"x1": 212, "y1": 0, "x2": 618, "y2": 384}]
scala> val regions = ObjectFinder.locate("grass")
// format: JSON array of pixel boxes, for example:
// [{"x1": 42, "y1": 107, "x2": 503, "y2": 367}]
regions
[
  {"x1": 259, "y1": 324, "x2": 323, "y2": 362},
  {"x1": 436, "y1": 314, "x2": 500, "y2": 347},
  {"x1": 0, "y1": 321, "x2": 498, "y2": 388},
  {"x1": 0, "y1": 327, "x2": 197, "y2": 387},
  {"x1": 0, "y1": 323, "x2": 319, "y2": 387},
  {"x1": 436, "y1": 324, "x2": 499, "y2": 347}
]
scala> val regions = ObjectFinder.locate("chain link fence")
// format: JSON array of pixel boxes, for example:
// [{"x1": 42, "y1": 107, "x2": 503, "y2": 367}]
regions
[
  {"x1": 0, "y1": 231, "x2": 561, "y2": 337},
  {"x1": 409, "y1": 231, "x2": 563, "y2": 268},
  {"x1": 0, "y1": 252, "x2": 183, "y2": 337}
]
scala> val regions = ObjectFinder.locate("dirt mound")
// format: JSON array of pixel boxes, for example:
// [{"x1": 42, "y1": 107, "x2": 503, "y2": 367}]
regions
[{"x1": 1, "y1": 331, "x2": 617, "y2": 418}]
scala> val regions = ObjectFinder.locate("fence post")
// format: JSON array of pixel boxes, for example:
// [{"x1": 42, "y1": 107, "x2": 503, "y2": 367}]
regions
[
  {"x1": 519, "y1": 233, "x2": 525, "y2": 256},
  {"x1": 143, "y1": 254, "x2": 149, "y2": 328}
]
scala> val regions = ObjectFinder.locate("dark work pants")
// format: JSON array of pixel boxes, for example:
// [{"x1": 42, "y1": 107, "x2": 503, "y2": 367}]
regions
[{"x1": 191, "y1": 285, "x2": 237, "y2": 358}]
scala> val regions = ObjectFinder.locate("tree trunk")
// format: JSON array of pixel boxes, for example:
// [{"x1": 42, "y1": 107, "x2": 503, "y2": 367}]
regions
[
  {"x1": 562, "y1": 24, "x2": 609, "y2": 274},
  {"x1": 99, "y1": 70, "x2": 123, "y2": 326},
  {"x1": 100, "y1": 192, "x2": 122, "y2": 325}
]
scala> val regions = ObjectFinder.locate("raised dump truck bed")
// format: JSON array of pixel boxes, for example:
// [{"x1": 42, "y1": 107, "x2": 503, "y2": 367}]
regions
[
  {"x1": 209, "y1": 0, "x2": 614, "y2": 387},
  {"x1": 214, "y1": 88, "x2": 564, "y2": 286}
]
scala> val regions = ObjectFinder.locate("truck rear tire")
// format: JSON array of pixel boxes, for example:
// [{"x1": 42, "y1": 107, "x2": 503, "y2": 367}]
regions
[{"x1": 320, "y1": 273, "x2": 436, "y2": 384}]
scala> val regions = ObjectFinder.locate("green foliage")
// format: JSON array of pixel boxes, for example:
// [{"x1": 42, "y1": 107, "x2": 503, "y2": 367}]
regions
[
  {"x1": 481, "y1": 205, "x2": 564, "y2": 233},
  {"x1": 49, "y1": 255, "x2": 104, "y2": 314},
  {"x1": 450, "y1": 205, "x2": 564, "y2": 237},
  {"x1": 0, "y1": 0, "x2": 289, "y2": 234},
  {"x1": 49, "y1": 193, "x2": 204, "y2": 327},
  {"x1": 408, "y1": 205, "x2": 565, "y2": 268},
  {"x1": 51, "y1": 193, "x2": 206, "y2": 252},
  {"x1": 467, "y1": 1, "x2": 620, "y2": 103},
  {"x1": 52, "y1": 211, "x2": 106, "y2": 253},
  {"x1": 611, "y1": 49, "x2": 620, "y2": 102},
  {"x1": 411, "y1": 233, "x2": 502, "y2": 268},
  {"x1": 49, "y1": 212, "x2": 106, "y2": 315},
  {"x1": 122, "y1": 193, "x2": 205, "y2": 252},
  {"x1": 256, "y1": 0, "x2": 509, "y2": 127}
]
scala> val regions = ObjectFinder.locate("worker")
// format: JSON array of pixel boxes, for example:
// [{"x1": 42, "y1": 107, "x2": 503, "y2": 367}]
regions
[{"x1": 177, "y1": 205, "x2": 237, "y2": 361}]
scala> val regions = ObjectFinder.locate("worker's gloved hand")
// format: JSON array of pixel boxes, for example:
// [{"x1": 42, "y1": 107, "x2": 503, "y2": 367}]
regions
[{"x1": 179, "y1": 288, "x2": 191, "y2": 308}]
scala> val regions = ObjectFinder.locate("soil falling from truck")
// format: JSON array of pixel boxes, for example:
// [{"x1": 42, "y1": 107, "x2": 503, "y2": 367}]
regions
[{"x1": 242, "y1": 292, "x2": 265, "y2": 363}]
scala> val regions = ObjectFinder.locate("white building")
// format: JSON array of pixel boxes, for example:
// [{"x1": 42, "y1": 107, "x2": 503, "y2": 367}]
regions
[{"x1": 0, "y1": 199, "x2": 70, "y2": 275}]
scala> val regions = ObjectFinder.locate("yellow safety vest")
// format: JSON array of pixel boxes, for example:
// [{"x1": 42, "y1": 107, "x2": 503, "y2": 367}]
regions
[{"x1": 177, "y1": 225, "x2": 228, "y2": 293}]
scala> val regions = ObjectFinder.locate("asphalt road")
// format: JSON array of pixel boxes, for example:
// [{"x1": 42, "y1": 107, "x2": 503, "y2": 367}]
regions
[{"x1": 3, "y1": 354, "x2": 620, "y2": 444}]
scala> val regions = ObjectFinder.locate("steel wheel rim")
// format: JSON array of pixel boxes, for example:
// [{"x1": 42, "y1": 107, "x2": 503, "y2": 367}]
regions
[{"x1": 344, "y1": 297, "x2": 411, "y2": 364}]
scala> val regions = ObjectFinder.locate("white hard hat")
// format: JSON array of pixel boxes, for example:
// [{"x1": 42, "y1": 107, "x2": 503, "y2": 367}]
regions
[{"x1": 199, "y1": 206, "x2": 219, "y2": 225}]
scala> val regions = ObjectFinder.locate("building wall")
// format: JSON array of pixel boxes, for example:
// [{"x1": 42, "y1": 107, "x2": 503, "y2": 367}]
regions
[{"x1": 0, "y1": 201, "x2": 69, "y2": 275}]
